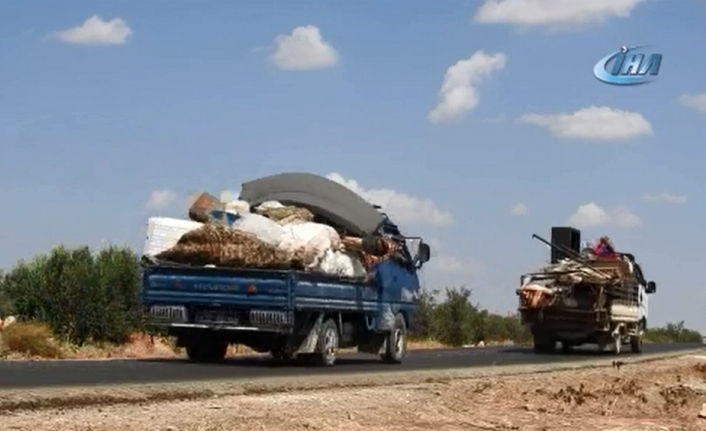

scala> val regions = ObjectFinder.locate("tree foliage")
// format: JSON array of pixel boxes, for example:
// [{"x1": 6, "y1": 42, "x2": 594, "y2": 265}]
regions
[
  {"x1": 0, "y1": 245, "x2": 142, "y2": 345},
  {"x1": 410, "y1": 286, "x2": 531, "y2": 347}
]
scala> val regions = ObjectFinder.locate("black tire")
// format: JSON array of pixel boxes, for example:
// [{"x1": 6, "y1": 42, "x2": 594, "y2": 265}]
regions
[
  {"x1": 381, "y1": 313, "x2": 408, "y2": 364},
  {"x1": 315, "y1": 319, "x2": 339, "y2": 367},
  {"x1": 631, "y1": 321, "x2": 645, "y2": 353},
  {"x1": 560, "y1": 341, "x2": 573, "y2": 354},
  {"x1": 185, "y1": 337, "x2": 228, "y2": 363},
  {"x1": 270, "y1": 348, "x2": 294, "y2": 362},
  {"x1": 630, "y1": 335, "x2": 643, "y2": 353},
  {"x1": 533, "y1": 330, "x2": 555, "y2": 354}
]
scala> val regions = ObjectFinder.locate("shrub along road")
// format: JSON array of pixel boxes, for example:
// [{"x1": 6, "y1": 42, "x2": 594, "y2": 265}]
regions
[{"x1": 0, "y1": 342, "x2": 700, "y2": 389}]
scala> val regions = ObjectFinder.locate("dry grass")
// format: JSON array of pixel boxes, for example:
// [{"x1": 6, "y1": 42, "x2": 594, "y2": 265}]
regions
[
  {"x1": 1, "y1": 353, "x2": 706, "y2": 430},
  {"x1": 0, "y1": 322, "x2": 64, "y2": 359}
]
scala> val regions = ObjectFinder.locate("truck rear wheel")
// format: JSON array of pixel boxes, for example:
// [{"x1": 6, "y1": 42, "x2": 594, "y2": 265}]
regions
[
  {"x1": 185, "y1": 336, "x2": 228, "y2": 363},
  {"x1": 630, "y1": 335, "x2": 643, "y2": 353},
  {"x1": 315, "y1": 318, "x2": 339, "y2": 367},
  {"x1": 560, "y1": 341, "x2": 573, "y2": 354},
  {"x1": 533, "y1": 330, "x2": 555, "y2": 354},
  {"x1": 631, "y1": 320, "x2": 645, "y2": 353},
  {"x1": 381, "y1": 313, "x2": 407, "y2": 364},
  {"x1": 270, "y1": 347, "x2": 294, "y2": 362}
]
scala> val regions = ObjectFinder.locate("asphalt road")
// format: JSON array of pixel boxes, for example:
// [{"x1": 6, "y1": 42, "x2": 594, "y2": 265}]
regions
[{"x1": 0, "y1": 343, "x2": 701, "y2": 389}]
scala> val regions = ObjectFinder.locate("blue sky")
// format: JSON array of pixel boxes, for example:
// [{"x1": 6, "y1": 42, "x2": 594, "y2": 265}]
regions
[{"x1": 1, "y1": 0, "x2": 706, "y2": 330}]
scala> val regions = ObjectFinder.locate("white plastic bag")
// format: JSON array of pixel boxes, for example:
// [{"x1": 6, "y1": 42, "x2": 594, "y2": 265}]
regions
[
  {"x1": 231, "y1": 213, "x2": 285, "y2": 247},
  {"x1": 279, "y1": 222, "x2": 342, "y2": 256},
  {"x1": 316, "y1": 249, "x2": 367, "y2": 278}
]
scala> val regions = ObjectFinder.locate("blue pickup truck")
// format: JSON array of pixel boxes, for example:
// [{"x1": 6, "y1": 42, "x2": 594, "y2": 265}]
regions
[{"x1": 142, "y1": 173, "x2": 431, "y2": 366}]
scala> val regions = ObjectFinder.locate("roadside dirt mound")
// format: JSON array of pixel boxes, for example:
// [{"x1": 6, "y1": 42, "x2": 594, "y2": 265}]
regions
[{"x1": 3, "y1": 356, "x2": 706, "y2": 431}]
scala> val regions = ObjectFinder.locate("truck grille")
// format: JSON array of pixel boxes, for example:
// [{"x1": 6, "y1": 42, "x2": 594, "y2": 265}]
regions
[
  {"x1": 250, "y1": 310, "x2": 291, "y2": 326},
  {"x1": 149, "y1": 305, "x2": 187, "y2": 323}
]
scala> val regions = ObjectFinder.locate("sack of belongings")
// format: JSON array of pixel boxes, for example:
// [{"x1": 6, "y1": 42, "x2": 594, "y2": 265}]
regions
[
  {"x1": 230, "y1": 212, "x2": 285, "y2": 247},
  {"x1": 316, "y1": 249, "x2": 367, "y2": 278},
  {"x1": 279, "y1": 222, "x2": 342, "y2": 261}
]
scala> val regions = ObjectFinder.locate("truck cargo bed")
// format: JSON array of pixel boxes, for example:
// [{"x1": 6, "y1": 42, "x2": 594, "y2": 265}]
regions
[{"x1": 142, "y1": 263, "x2": 377, "y2": 312}]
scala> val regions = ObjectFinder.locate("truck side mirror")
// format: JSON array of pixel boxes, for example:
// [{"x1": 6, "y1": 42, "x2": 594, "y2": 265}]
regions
[
  {"x1": 417, "y1": 242, "x2": 431, "y2": 264},
  {"x1": 646, "y1": 281, "x2": 657, "y2": 294}
]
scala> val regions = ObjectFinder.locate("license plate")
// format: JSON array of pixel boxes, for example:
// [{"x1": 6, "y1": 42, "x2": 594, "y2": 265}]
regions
[
  {"x1": 150, "y1": 305, "x2": 187, "y2": 322},
  {"x1": 194, "y1": 309, "x2": 239, "y2": 325}
]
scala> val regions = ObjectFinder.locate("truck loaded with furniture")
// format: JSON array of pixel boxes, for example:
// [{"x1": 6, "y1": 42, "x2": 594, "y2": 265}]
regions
[{"x1": 141, "y1": 172, "x2": 431, "y2": 366}]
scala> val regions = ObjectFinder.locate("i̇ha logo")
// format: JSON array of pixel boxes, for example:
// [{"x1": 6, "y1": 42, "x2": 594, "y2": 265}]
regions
[{"x1": 593, "y1": 45, "x2": 662, "y2": 86}]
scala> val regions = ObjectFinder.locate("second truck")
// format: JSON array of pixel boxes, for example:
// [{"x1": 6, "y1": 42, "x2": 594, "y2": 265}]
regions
[{"x1": 518, "y1": 227, "x2": 657, "y2": 355}]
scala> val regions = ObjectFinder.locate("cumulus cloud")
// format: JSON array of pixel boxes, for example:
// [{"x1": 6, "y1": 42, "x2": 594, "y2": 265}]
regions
[
  {"x1": 642, "y1": 192, "x2": 687, "y2": 204},
  {"x1": 52, "y1": 16, "x2": 132, "y2": 46},
  {"x1": 568, "y1": 202, "x2": 642, "y2": 228},
  {"x1": 428, "y1": 51, "x2": 506, "y2": 124},
  {"x1": 679, "y1": 93, "x2": 706, "y2": 113},
  {"x1": 510, "y1": 203, "x2": 528, "y2": 216},
  {"x1": 269, "y1": 25, "x2": 339, "y2": 70},
  {"x1": 326, "y1": 172, "x2": 453, "y2": 227},
  {"x1": 146, "y1": 189, "x2": 177, "y2": 210},
  {"x1": 473, "y1": 0, "x2": 647, "y2": 27},
  {"x1": 519, "y1": 106, "x2": 653, "y2": 141}
]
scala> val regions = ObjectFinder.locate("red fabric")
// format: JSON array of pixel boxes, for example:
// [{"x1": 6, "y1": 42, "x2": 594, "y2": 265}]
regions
[{"x1": 593, "y1": 242, "x2": 618, "y2": 259}]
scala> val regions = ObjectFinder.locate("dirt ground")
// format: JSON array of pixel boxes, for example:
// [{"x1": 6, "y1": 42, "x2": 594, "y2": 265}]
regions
[{"x1": 3, "y1": 355, "x2": 706, "y2": 431}]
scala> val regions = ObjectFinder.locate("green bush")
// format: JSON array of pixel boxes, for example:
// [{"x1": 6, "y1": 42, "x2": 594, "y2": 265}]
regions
[
  {"x1": 410, "y1": 286, "x2": 531, "y2": 347},
  {"x1": 0, "y1": 245, "x2": 142, "y2": 345},
  {"x1": 644, "y1": 321, "x2": 703, "y2": 344}
]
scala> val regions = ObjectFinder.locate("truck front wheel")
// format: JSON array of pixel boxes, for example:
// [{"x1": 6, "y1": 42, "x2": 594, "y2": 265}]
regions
[
  {"x1": 185, "y1": 336, "x2": 228, "y2": 363},
  {"x1": 381, "y1": 313, "x2": 407, "y2": 364}
]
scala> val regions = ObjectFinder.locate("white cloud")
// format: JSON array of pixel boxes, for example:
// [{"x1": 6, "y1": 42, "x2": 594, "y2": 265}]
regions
[
  {"x1": 269, "y1": 25, "x2": 339, "y2": 70},
  {"x1": 53, "y1": 16, "x2": 132, "y2": 46},
  {"x1": 429, "y1": 255, "x2": 485, "y2": 275},
  {"x1": 428, "y1": 51, "x2": 506, "y2": 124},
  {"x1": 510, "y1": 203, "x2": 528, "y2": 216},
  {"x1": 473, "y1": 0, "x2": 647, "y2": 27},
  {"x1": 642, "y1": 192, "x2": 687, "y2": 204},
  {"x1": 519, "y1": 106, "x2": 653, "y2": 141},
  {"x1": 146, "y1": 189, "x2": 177, "y2": 210},
  {"x1": 326, "y1": 172, "x2": 453, "y2": 227},
  {"x1": 568, "y1": 202, "x2": 642, "y2": 228},
  {"x1": 679, "y1": 93, "x2": 706, "y2": 113}
]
